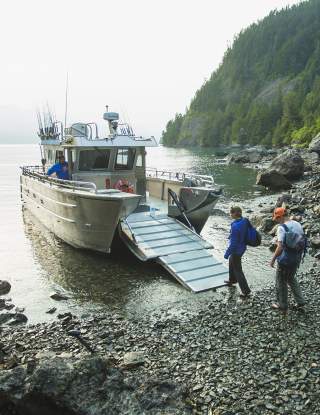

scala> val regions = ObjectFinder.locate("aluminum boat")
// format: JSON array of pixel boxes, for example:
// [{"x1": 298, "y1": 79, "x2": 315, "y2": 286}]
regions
[{"x1": 20, "y1": 107, "x2": 221, "y2": 254}]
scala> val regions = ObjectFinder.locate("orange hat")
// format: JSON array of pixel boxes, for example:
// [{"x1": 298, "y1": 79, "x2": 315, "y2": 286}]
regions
[{"x1": 273, "y1": 207, "x2": 286, "y2": 220}]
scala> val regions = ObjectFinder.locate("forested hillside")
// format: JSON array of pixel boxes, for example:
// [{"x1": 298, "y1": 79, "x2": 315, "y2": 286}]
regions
[{"x1": 162, "y1": 0, "x2": 320, "y2": 147}]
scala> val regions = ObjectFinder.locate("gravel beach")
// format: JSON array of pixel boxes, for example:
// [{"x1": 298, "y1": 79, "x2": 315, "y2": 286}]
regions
[{"x1": 0, "y1": 266, "x2": 319, "y2": 415}]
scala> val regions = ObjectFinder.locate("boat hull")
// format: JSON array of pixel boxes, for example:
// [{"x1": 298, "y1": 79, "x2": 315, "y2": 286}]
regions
[
  {"x1": 20, "y1": 175, "x2": 140, "y2": 253},
  {"x1": 168, "y1": 187, "x2": 221, "y2": 233}
]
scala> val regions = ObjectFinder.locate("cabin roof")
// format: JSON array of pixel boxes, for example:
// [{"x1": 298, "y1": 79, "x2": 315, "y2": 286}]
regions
[{"x1": 40, "y1": 135, "x2": 158, "y2": 148}]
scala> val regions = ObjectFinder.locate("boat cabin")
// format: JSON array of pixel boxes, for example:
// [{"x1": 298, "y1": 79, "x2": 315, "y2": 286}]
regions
[{"x1": 40, "y1": 110, "x2": 158, "y2": 202}]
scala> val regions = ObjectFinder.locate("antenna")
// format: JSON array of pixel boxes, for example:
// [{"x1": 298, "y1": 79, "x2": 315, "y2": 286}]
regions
[{"x1": 64, "y1": 72, "x2": 69, "y2": 132}]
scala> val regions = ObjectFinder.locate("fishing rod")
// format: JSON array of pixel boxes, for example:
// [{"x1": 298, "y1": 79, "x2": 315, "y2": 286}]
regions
[
  {"x1": 64, "y1": 72, "x2": 69, "y2": 133},
  {"x1": 37, "y1": 109, "x2": 44, "y2": 138},
  {"x1": 46, "y1": 103, "x2": 54, "y2": 137}
]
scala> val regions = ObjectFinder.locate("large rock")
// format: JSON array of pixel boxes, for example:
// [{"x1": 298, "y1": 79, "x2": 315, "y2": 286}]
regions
[
  {"x1": 269, "y1": 149, "x2": 304, "y2": 179},
  {"x1": 275, "y1": 194, "x2": 292, "y2": 207},
  {"x1": 227, "y1": 152, "x2": 249, "y2": 164},
  {"x1": 256, "y1": 170, "x2": 292, "y2": 190},
  {"x1": 300, "y1": 149, "x2": 319, "y2": 166},
  {"x1": 257, "y1": 218, "x2": 275, "y2": 233},
  {"x1": 247, "y1": 148, "x2": 264, "y2": 163},
  {"x1": 0, "y1": 356, "x2": 191, "y2": 415},
  {"x1": 227, "y1": 146, "x2": 268, "y2": 164},
  {"x1": 0, "y1": 280, "x2": 11, "y2": 295},
  {"x1": 309, "y1": 133, "x2": 320, "y2": 154}
]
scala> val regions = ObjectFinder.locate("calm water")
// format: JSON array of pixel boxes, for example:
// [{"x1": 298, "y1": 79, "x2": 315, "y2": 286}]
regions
[{"x1": 0, "y1": 145, "x2": 306, "y2": 323}]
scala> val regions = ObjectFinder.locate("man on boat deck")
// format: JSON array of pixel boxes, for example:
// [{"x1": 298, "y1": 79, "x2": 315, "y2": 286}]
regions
[
  {"x1": 224, "y1": 206, "x2": 251, "y2": 298},
  {"x1": 47, "y1": 155, "x2": 69, "y2": 180}
]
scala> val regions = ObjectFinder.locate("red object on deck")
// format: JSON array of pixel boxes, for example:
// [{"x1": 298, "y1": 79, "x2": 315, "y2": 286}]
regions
[
  {"x1": 105, "y1": 178, "x2": 111, "y2": 189},
  {"x1": 113, "y1": 179, "x2": 134, "y2": 193}
]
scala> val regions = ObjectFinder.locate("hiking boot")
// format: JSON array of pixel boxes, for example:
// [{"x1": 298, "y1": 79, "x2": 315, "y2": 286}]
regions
[
  {"x1": 271, "y1": 303, "x2": 288, "y2": 314},
  {"x1": 292, "y1": 303, "x2": 305, "y2": 311},
  {"x1": 239, "y1": 293, "x2": 251, "y2": 300},
  {"x1": 224, "y1": 280, "x2": 237, "y2": 287}
]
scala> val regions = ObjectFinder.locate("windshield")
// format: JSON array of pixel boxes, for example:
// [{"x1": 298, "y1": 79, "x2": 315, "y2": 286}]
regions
[
  {"x1": 115, "y1": 148, "x2": 136, "y2": 170},
  {"x1": 79, "y1": 149, "x2": 111, "y2": 171}
]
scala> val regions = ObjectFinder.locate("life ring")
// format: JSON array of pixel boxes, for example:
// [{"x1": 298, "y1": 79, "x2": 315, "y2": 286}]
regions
[{"x1": 113, "y1": 179, "x2": 134, "y2": 193}]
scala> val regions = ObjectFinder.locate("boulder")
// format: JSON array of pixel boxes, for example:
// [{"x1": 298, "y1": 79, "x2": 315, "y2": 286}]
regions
[
  {"x1": 0, "y1": 280, "x2": 11, "y2": 295},
  {"x1": 247, "y1": 149, "x2": 263, "y2": 163},
  {"x1": 300, "y1": 150, "x2": 319, "y2": 166},
  {"x1": 226, "y1": 152, "x2": 249, "y2": 164},
  {"x1": 309, "y1": 133, "x2": 320, "y2": 154},
  {"x1": 50, "y1": 292, "x2": 69, "y2": 301},
  {"x1": 256, "y1": 170, "x2": 292, "y2": 190},
  {"x1": 257, "y1": 218, "x2": 275, "y2": 233},
  {"x1": 227, "y1": 147, "x2": 268, "y2": 164},
  {"x1": 269, "y1": 149, "x2": 304, "y2": 180},
  {"x1": 0, "y1": 356, "x2": 191, "y2": 415},
  {"x1": 275, "y1": 194, "x2": 292, "y2": 208}
]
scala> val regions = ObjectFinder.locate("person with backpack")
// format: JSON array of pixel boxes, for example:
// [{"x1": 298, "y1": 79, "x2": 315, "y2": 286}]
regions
[
  {"x1": 269, "y1": 207, "x2": 306, "y2": 312},
  {"x1": 224, "y1": 206, "x2": 251, "y2": 298}
]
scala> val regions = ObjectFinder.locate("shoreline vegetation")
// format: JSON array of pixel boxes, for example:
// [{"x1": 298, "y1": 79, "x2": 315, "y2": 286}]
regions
[
  {"x1": 1, "y1": 147, "x2": 320, "y2": 414},
  {"x1": 161, "y1": 1, "x2": 320, "y2": 150}
]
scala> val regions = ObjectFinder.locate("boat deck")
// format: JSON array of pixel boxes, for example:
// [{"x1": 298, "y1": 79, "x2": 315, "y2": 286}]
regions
[{"x1": 120, "y1": 212, "x2": 228, "y2": 292}]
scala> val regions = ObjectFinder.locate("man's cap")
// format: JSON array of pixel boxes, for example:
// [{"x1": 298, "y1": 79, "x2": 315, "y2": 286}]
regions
[{"x1": 273, "y1": 207, "x2": 286, "y2": 220}]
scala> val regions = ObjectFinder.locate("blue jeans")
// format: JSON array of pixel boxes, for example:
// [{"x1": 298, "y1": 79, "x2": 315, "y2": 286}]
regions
[{"x1": 275, "y1": 264, "x2": 305, "y2": 310}]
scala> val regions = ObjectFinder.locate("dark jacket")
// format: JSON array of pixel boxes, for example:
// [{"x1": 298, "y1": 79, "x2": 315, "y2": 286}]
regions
[
  {"x1": 47, "y1": 162, "x2": 69, "y2": 180},
  {"x1": 224, "y1": 217, "x2": 247, "y2": 259}
]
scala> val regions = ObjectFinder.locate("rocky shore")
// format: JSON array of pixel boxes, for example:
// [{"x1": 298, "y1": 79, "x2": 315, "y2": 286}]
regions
[
  {"x1": 1, "y1": 264, "x2": 320, "y2": 415},
  {"x1": 1, "y1": 142, "x2": 320, "y2": 415}
]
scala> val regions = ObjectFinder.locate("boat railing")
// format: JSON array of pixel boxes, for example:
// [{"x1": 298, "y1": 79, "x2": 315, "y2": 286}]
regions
[
  {"x1": 146, "y1": 168, "x2": 215, "y2": 187},
  {"x1": 21, "y1": 165, "x2": 97, "y2": 193}
]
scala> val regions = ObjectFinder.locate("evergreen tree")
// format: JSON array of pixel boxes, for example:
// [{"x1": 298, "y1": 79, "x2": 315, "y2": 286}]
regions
[{"x1": 161, "y1": 0, "x2": 320, "y2": 148}]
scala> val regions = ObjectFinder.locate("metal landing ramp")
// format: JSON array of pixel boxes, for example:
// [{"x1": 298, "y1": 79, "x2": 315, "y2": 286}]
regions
[{"x1": 120, "y1": 212, "x2": 228, "y2": 293}]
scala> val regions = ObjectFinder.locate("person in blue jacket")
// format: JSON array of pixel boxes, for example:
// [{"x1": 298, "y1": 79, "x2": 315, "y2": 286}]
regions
[
  {"x1": 224, "y1": 206, "x2": 251, "y2": 298},
  {"x1": 47, "y1": 154, "x2": 69, "y2": 180}
]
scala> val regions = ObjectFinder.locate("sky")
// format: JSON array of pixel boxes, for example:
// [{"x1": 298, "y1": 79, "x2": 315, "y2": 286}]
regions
[{"x1": 0, "y1": 0, "x2": 302, "y2": 143}]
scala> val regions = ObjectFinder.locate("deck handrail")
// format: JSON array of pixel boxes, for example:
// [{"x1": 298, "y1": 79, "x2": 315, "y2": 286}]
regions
[
  {"x1": 21, "y1": 165, "x2": 97, "y2": 193},
  {"x1": 145, "y1": 168, "x2": 214, "y2": 186}
]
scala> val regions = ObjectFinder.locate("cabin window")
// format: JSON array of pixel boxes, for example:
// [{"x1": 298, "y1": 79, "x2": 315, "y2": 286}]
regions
[
  {"x1": 79, "y1": 149, "x2": 111, "y2": 171},
  {"x1": 115, "y1": 148, "x2": 136, "y2": 170},
  {"x1": 46, "y1": 149, "x2": 53, "y2": 162},
  {"x1": 136, "y1": 152, "x2": 143, "y2": 167}
]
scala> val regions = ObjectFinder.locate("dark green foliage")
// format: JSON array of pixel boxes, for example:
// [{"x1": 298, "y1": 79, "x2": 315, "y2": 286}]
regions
[
  {"x1": 162, "y1": 0, "x2": 320, "y2": 147},
  {"x1": 161, "y1": 113, "x2": 183, "y2": 146}
]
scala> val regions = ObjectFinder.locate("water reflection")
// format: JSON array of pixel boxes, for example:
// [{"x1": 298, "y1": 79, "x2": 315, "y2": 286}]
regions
[
  {"x1": 22, "y1": 210, "x2": 219, "y2": 318},
  {"x1": 0, "y1": 144, "x2": 288, "y2": 323},
  {"x1": 146, "y1": 146, "x2": 264, "y2": 199}
]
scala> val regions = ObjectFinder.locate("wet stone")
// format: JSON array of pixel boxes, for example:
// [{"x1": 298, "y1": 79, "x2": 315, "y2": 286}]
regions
[
  {"x1": 46, "y1": 307, "x2": 57, "y2": 314},
  {"x1": 0, "y1": 312, "x2": 15, "y2": 324},
  {"x1": 8, "y1": 313, "x2": 28, "y2": 325},
  {"x1": 0, "y1": 280, "x2": 11, "y2": 295},
  {"x1": 50, "y1": 292, "x2": 69, "y2": 301},
  {"x1": 123, "y1": 351, "x2": 146, "y2": 368}
]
